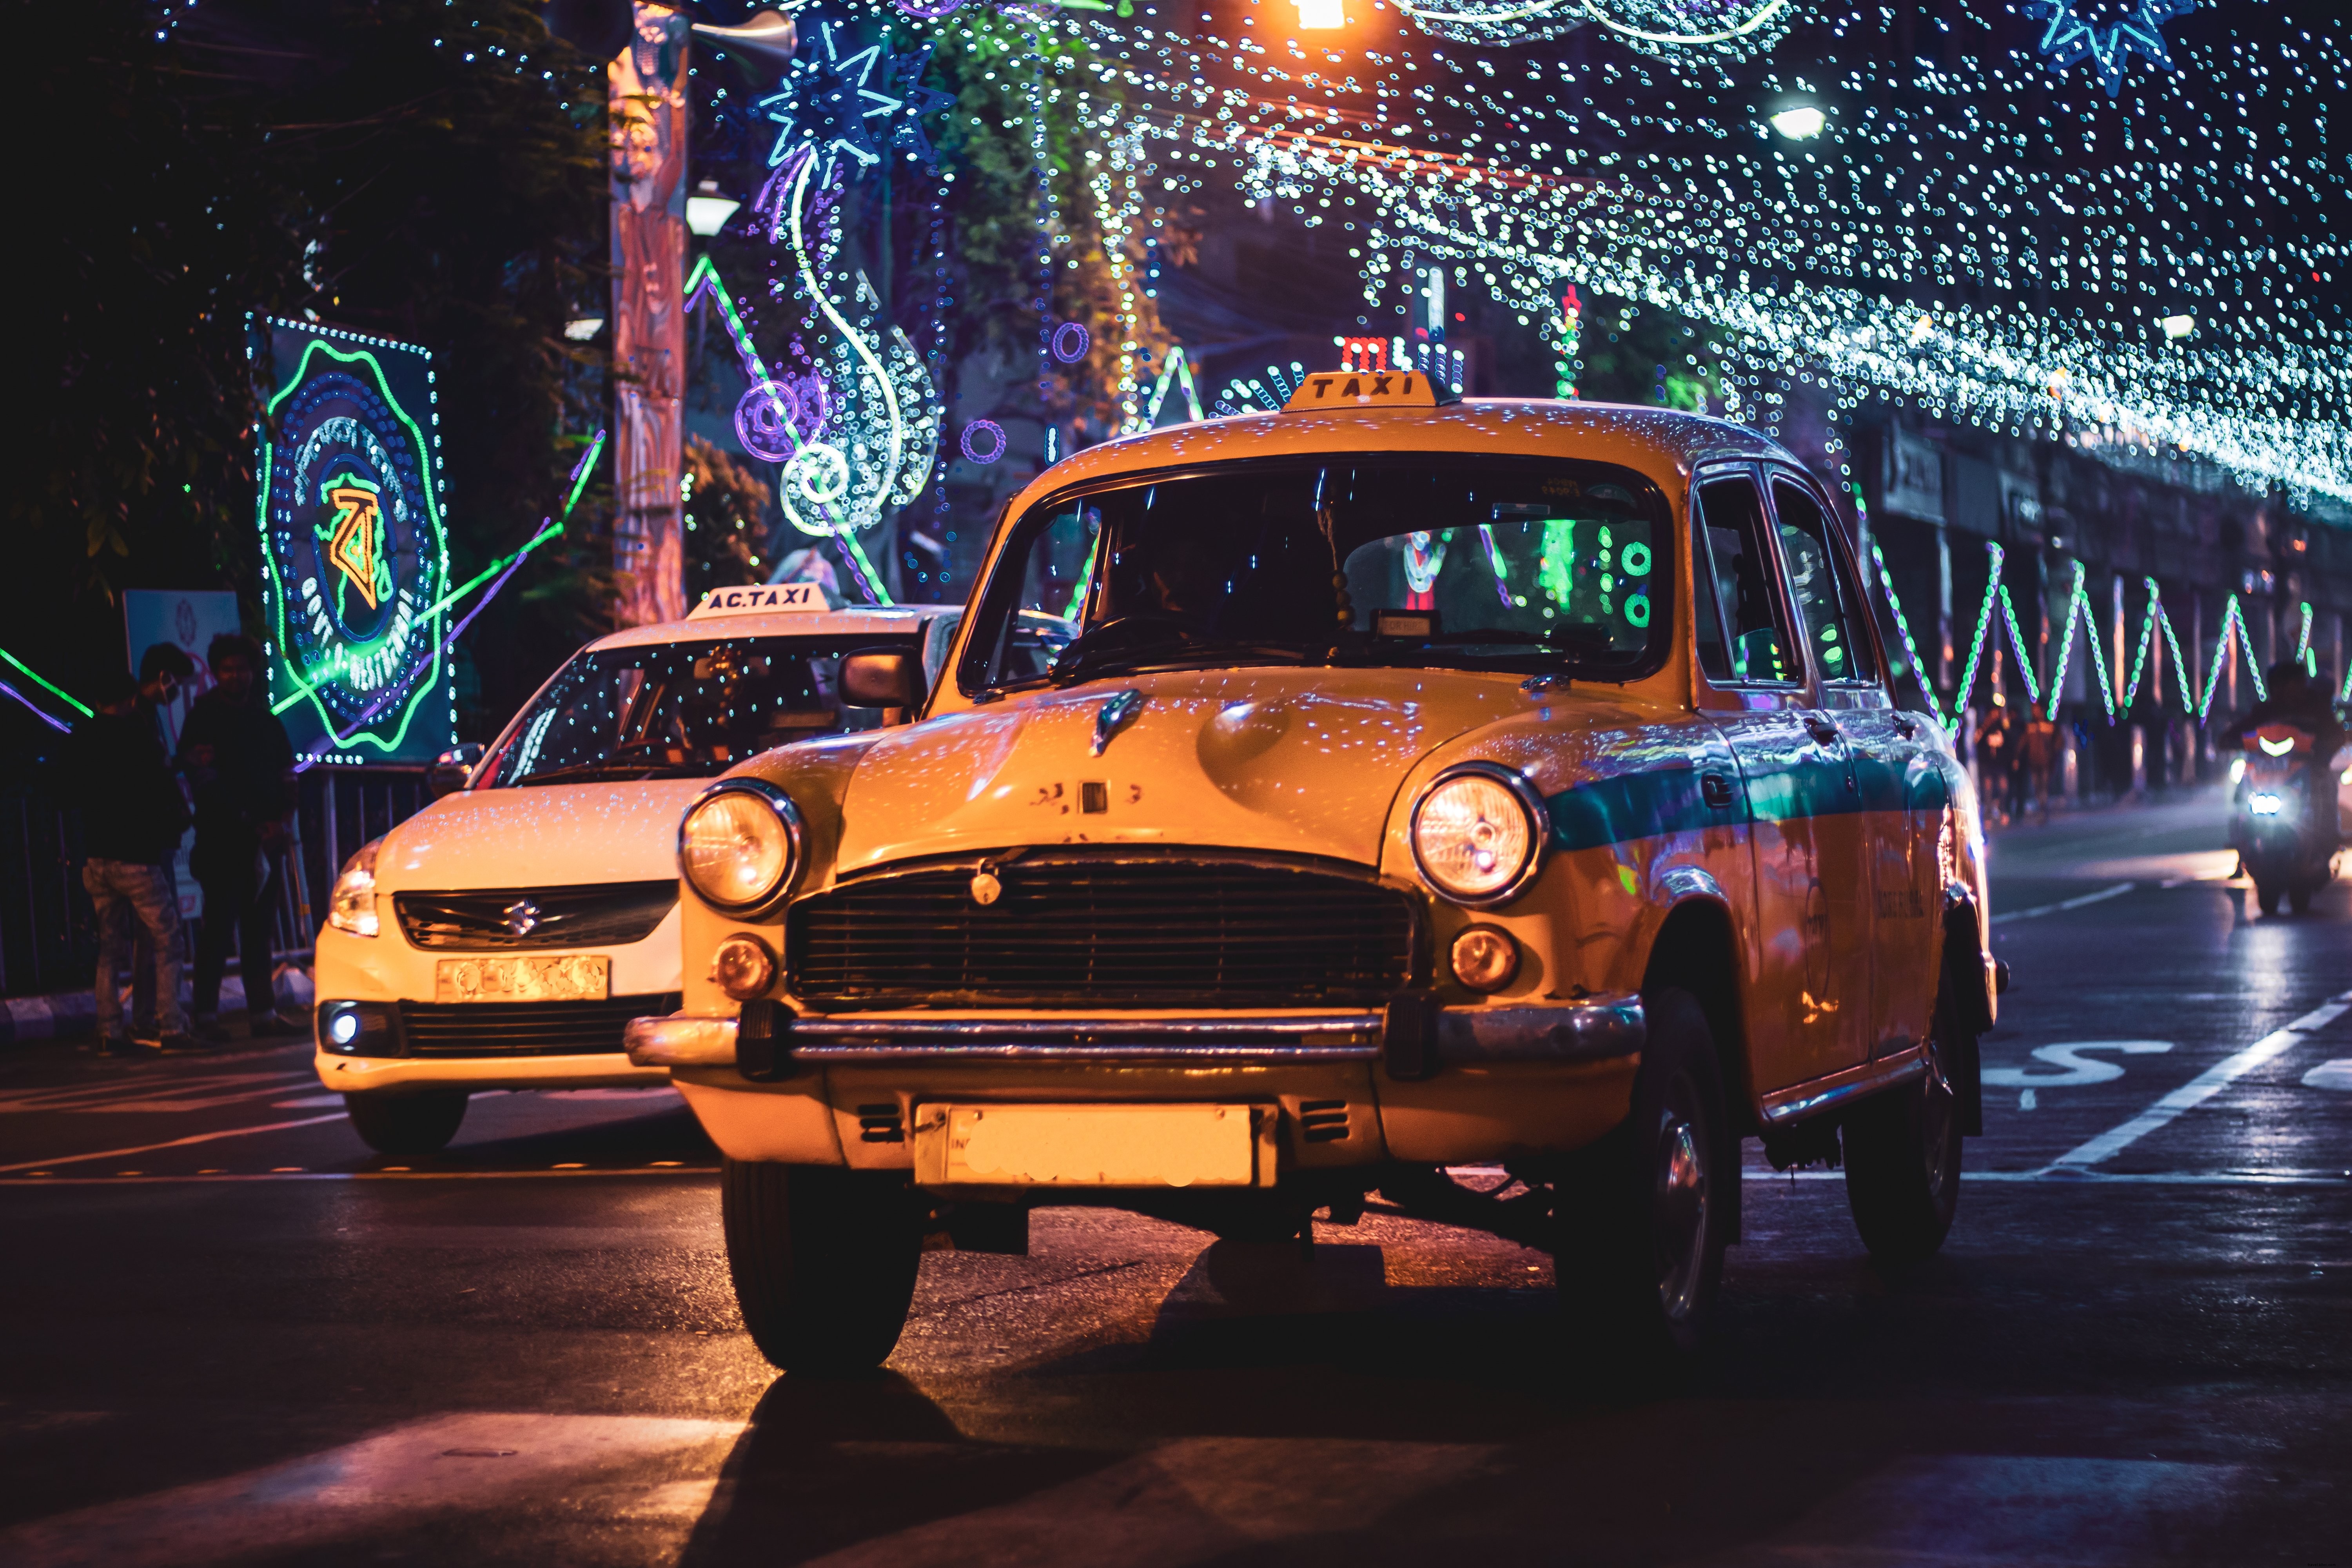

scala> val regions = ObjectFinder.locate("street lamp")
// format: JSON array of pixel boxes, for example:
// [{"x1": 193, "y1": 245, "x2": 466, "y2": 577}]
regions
[
  {"x1": 686, "y1": 180, "x2": 741, "y2": 238},
  {"x1": 1769, "y1": 105, "x2": 1827, "y2": 140},
  {"x1": 1294, "y1": 0, "x2": 1345, "y2": 29}
]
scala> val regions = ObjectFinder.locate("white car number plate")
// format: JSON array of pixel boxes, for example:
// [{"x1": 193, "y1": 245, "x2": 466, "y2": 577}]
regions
[
  {"x1": 433, "y1": 955, "x2": 610, "y2": 1004},
  {"x1": 913, "y1": 1103, "x2": 1265, "y2": 1188}
]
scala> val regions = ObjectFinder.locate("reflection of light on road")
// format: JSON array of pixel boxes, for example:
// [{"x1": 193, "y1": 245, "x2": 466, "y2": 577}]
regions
[
  {"x1": 2077, "y1": 849, "x2": 2241, "y2": 884},
  {"x1": 2303, "y1": 1059, "x2": 2352, "y2": 1091}
]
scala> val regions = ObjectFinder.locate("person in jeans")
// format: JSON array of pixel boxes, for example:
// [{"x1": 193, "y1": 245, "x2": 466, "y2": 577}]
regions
[
  {"x1": 62, "y1": 666, "x2": 196, "y2": 1055},
  {"x1": 179, "y1": 634, "x2": 297, "y2": 1040}
]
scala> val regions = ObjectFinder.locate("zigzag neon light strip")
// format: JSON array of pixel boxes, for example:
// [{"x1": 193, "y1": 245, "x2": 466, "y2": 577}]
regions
[{"x1": 1871, "y1": 536, "x2": 2277, "y2": 731}]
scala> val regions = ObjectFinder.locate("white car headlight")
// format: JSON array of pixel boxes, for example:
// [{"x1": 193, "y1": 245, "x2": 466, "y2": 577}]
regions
[
  {"x1": 1410, "y1": 765, "x2": 1546, "y2": 907},
  {"x1": 327, "y1": 838, "x2": 382, "y2": 938},
  {"x1": 679, "y1": 780, "x2": 803, "y2": 913}
]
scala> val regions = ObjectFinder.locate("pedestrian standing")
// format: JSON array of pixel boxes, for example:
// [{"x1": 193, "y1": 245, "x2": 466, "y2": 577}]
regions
[
  {"x1": 119, "y1": 643, "x2": 199, "y2": 1038},
  {"x1": 179, "y1": 634, "x2": 298, "y2": 1040},
  {"x1": 60, "y1": 666, "x2": 195, "y2": 1056}
]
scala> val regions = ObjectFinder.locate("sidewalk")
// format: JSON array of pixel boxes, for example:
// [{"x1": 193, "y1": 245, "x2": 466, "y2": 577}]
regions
[{"x1": 2, "y1": 962, "x2": 315, "y2": 1047}]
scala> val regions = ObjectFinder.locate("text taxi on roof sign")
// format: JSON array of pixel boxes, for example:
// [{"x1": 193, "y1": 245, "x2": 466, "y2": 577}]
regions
[
  {"x1": 305, "y1": 579, "x2": 975, "y2": 1157},
  {"x1": 627, "y1": 360, "x2": 1998, "y2": 1377}
]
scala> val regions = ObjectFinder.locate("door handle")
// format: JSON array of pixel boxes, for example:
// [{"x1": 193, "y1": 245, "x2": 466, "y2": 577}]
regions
[
  {"x1": 1804, "y1": 715, "x2": 1841, "y2": 746},
  {"x1": 1701, "y1": 772, "x2": 1738, "y2": 811}
]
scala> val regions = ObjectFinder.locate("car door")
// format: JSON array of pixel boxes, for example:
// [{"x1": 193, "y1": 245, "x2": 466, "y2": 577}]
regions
[
  {"x1": 1765, "y1": 471, "x2": 1941, "y2": 1056},
  {"x1": 1690, "y1": 466, "x2": 1870, "y2": 1094}
]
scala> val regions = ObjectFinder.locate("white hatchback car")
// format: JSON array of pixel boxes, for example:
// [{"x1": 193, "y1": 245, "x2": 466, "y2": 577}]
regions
[{"x1": 310, "y1": 584, "x2": 987, "y2": 1154}]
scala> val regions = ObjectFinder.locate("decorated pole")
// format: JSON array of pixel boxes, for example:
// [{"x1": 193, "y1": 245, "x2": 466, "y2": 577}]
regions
[{"x1": 607, "y1": 2, "x2": 691, "y2": 626}]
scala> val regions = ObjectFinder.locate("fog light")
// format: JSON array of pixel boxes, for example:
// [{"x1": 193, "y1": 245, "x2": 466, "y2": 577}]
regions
[
  {"x1": 711, "y1": 934, "x2": 778, "y2": 1001},
  {"x1": 1449, "y1": 926, "x2": 1519, "y2": 993},
  {"x1": 327, "y1": 1007, "x2": 361, "y2": 1047}
]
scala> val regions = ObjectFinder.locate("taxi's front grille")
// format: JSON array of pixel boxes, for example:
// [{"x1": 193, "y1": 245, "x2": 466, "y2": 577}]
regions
[
  {"x1": 394, "y1": 882, "x2": 678, "y2": 951},
  {"x1": 787, "y1": 852, "x2": 1419, "y2": 1010},
  {"x1": 393, "y1": 994, "x2": 679, "y2": 1057}
]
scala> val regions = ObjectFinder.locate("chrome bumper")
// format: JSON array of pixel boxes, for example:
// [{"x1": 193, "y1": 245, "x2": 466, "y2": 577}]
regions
[{"x1": 625, "y1": 995, "x2": 1645, "y2": 1076}]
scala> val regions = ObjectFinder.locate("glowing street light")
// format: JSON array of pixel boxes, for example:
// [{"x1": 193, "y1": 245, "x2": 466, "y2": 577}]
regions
[
  {"x1": 2160, "y1": 313, "x2": 2195, "y2": 340},
  {"x1": 1769, "y1": 105, "x2": 1827, "y2": 140},
  {"x1": 686, "y1": 180, "x2": 742, "y2": 238},
  {"x1": 1293, "y1": 0, "x2": 1345, "y2": 29}
]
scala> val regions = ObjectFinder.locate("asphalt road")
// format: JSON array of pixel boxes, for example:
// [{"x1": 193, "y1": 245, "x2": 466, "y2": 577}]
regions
[{"x1": 2, "y1": 795, "x2": 2346, "y2": 1566}]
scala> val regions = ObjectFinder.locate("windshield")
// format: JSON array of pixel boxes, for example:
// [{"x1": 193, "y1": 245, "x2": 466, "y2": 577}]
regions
[
  {"x1": 958, "y1": 457, "x2": 1669, "y2": 692},
  {"x1": 483, "y1": 634, "x2": 916, "y2": 788}
]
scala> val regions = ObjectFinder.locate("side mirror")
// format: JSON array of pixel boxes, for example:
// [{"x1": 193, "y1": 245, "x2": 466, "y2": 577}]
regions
[
  {"x1": 841, "y1": 649, "x2": 924, "y2": 711},
  {"x1": 428, "y1": 743, "x2": 485, "y2": 798}
]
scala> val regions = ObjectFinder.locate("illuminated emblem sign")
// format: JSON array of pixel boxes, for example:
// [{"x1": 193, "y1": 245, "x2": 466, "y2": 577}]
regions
[{"x1": 255, "y1": 319, "x2": 454, "y2": 764}]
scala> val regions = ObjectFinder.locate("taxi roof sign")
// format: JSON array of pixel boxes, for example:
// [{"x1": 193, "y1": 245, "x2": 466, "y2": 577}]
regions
[
  {"x1": 1282, "y1": 368, "x2": 1442, "y2": 412},
  {"x1": 686, "y1": 582, "x2": 834, "y2": 619}
]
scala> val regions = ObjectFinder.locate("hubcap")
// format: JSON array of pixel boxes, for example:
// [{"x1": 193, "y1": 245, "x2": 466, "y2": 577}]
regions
[{"x1": 1653, "y1": 1082, "x2": 1711, "y2": 1322}]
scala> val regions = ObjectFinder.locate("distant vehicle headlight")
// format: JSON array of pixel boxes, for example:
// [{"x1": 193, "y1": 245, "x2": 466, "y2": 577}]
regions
[
  {"x1": 679, "y1": 780, "x2": 803, "y2": 913},
  {"x1": 1410, "y1": 765, "x2": 1546, "y2": 907},
  {"x1": 327, "y1": 838, "x2": 382, "y2": 937},
  {"x1": 2247, "y1": 791, "x2": 2284, "y2": 817}
]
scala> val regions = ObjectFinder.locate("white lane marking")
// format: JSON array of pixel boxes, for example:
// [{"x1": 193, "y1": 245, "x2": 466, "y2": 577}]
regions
[
  {"x1": 0, "y1": 1412, "x2": 739, "y2": 1568},
  {"x1": 795, "y1": 1436, "x2": 1499, "y2": 1568},
  {"x1": 0, "y1": 1070, "x2": 316, "y2": 1115},
  {"x1": 2051, "y1": 989, "x2": 2352, "y2": 1169},
  {"x1": 2304, "y1": 1059, "x2": 2352, "y2": 1091},
  {"x1": 1987, "y1": 880, "x2": 2135, "y2": 926},
  {"x1": 1983, "y1": 1041, "x2": 2173, "y2": 1089},
  {"x1": 0, "y1": 1112, "x2": 353, "y2": 1175}
]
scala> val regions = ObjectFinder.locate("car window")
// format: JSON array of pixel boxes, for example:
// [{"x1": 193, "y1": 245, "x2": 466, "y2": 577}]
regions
[
  {"x1": 1692, "y1": 474, "x2": 1797, "y2": 685},
  {"x1": 481, "y1": 634, "x2": 914, "y2": 788},
  {"x1": 1770, "y1": 477, "x2": 1878, "y2": 685},
  {"x1": 961, "y1": 458, "x2": 1670, "y2": 691}
]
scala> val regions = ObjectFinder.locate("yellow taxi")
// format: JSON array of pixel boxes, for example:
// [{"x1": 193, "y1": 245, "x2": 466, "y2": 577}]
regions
[{"x1": 627, "y1": 368, "x2": 1998, "y2": 1374}]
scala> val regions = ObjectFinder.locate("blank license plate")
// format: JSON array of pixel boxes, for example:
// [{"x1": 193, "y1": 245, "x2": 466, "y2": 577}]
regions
[
  {"x1": 433, "y1": 955, "x2": 610, "y2": 1004},
  {"x1": 914, "y1": 1103, "x2": 1265, "y2": 1188}
]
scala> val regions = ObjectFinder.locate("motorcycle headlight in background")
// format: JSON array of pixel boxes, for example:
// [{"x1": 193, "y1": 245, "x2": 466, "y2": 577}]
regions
[
  {"x1": 327, "y1": 838, "x2": 383, "y2": 937},
  {"x1": 1410, "y1": 764, "x2": 1547, "y2": 907},
  {"x1": 2246, "y1": 791, "x2": 2286, "y2": 818},
  {"x1": 679, "y1": 780, "x2": 804, "y2": 914}
]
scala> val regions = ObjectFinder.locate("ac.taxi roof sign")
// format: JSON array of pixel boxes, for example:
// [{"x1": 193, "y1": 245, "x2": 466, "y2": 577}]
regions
[
  {"x1": 686, "y1": 582, "x2": 831, "y2": 619},
  {"x1": 1282, "y1": 368, "x2": 1441, "y2": 412}
]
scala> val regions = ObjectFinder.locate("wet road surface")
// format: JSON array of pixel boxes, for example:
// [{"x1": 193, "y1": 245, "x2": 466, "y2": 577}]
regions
[{"x1": 2, "y1": 795, "x2": 2346, "y2": 1565}]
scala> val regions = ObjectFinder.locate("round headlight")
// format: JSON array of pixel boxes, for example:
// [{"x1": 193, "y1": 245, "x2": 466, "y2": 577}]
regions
[
  {"x1": 679, "y1": 781, "x2": 803, "y2": 913},
  {"x1": 1410, "y1": 765, "x2": 1545, "y2": 906}
]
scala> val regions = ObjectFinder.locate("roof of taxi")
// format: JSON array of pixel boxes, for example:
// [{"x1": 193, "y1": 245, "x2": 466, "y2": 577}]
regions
[
  {"x1": 1011, "y1": 398, "x2": 1796, "y2": 509},
  {"x1": 586, "y1": 599, "x2": 955, "y2": 653}
]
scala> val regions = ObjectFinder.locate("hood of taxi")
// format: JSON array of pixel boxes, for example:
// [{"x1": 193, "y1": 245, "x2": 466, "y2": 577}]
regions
[
  {"x1": 372, "y1": 779, "x2": 709, "y2": 893},
  {"x1": 830, "y1": 669, "x2": 1528, "y2": 873}
]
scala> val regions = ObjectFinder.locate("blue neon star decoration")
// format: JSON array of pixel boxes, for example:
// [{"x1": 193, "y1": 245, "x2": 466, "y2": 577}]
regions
[
  {"x1": 2018, "y1": 0, "x2": 2196, "y2": 100},
  {"x1": 756, "y1": 24, "x2": 949, "y2": 183}
]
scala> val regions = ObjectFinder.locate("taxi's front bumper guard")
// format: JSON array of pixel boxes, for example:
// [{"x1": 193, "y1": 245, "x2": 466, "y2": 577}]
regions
[{"x1": 625, "y1": 993, "x2": 1645, "y2": 1081}]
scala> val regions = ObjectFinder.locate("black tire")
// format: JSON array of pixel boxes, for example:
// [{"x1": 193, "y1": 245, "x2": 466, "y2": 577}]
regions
[
  {"x1": 1552, "y1": 987, "x2": 1731, "y2": 1365},
  {"x1": 2254, "y1": 878, "x2": 2283, "y2": 916},
  {"x1": 343, "y1": 1091, "x2": 467, "y2": 1155},
  {"x1": 722, "y1": 1160, "x2": 922, "y2": 1375},
  {"x1": 1842, "y1": 957, "x2": 1966, "y2": 1267},
  {"x1": 2287, "y1": 882, "x2": 2313, "y2": 915}
]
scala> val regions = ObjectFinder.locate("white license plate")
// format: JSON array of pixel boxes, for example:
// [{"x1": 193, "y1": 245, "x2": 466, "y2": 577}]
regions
[
  {"x1": 913, "y1": 1103, "x2": 1267, "y2": 1188},
  {"x1": 433, "y1": 955, "x2": 610, "y2": 1004}
]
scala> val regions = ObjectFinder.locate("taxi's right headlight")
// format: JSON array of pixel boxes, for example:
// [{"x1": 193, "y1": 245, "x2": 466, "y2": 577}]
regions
[
  {"x1": 679, "y1": 780, "x2": 804, "y2": 914},
  {"x1": 327, "y1": 838, "x2": 383, "y2": 937},
  {"x1": 1410, "y1": 764, "x2": 1546, "y2": 907}
]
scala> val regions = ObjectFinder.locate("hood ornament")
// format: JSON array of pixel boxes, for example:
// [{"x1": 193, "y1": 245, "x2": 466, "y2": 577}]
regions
[
  {"x1": 503, "y1": 898, "x2": 542, "y2": 937},
  {"x1": 1091, "y1": 690, "x2": 1145, "y2": 756}
]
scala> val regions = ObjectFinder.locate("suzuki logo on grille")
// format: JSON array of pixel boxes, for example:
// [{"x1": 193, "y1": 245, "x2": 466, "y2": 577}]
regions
[{"x1": 503, "y1": 899, "x2": 543, "y2": 936}]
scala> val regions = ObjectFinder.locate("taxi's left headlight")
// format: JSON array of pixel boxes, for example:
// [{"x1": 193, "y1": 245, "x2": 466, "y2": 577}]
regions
[
  {"x1": 1410, "y1": 764, "x2": 1546, "y2": 907},
  {"x1": 679, "y1": 780, "x2": 804, "y2": 915},
  {"x1": 327, "y1": 838, "x2": 383, "y2": 937}
]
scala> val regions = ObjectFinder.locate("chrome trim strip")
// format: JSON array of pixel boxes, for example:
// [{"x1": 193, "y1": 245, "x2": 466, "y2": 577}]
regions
[
  {"x1": 1437, "y1": 995, "x2": 1645, "y2": 1064},
  {"x1": 1758, "y1": 1040, "x2": 1929, "y2": 1125},
  {"x1": 798, "y1": 1042, "x2": 1378, "y2": 1062},
  {"x1": 625, "y1": 1014, "x2": 739, "y2": 1067}
]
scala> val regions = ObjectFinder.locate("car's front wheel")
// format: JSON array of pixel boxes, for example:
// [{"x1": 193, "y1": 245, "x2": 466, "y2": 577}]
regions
[
  {"x1": 722, "y1": 1160, "x2": 923, "y2": 1375},
  {"x1": 1553, "y1": 987, "x2": 1731, "y2": 1368},
  {"x1": 1842, "y1": 957, "x2": 1967, "y2": 1267},
  {"x1": 343, "y1": 1091, "x2": 467, "y2": 1155}
]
